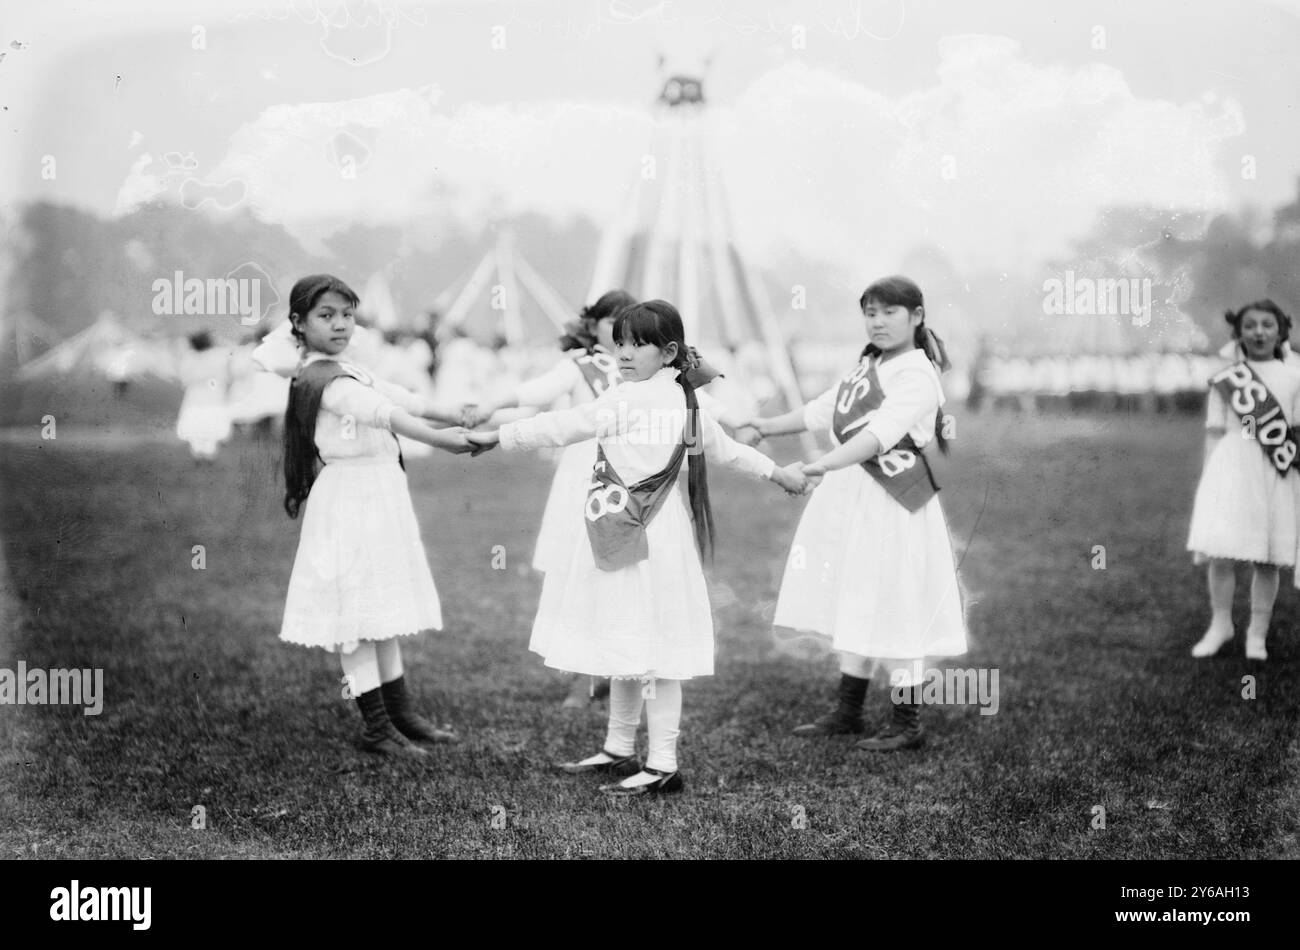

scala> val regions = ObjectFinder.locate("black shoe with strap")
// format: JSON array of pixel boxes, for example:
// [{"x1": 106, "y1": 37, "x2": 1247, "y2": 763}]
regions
[
  {"x1": 558, "y1": 748, "x2": 641, "y2": 775},
  {"x1": 379, "y1": 676, "x2": 461, "y2": 745},
  {"x1": 599, "y1": 766, "x2": 684, "y2": 797},
  {"x1": 793, "y1": 673, "x2": 869, "y2": 737},
  {"x1": 355, "y1": 687, "x2": 427, "y2": 759}
]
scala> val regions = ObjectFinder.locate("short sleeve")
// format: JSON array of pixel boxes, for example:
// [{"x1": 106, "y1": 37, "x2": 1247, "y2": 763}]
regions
[
  {"x1": 320, "y1": 377, "x2": 400, "y2": 431},
  {"x1": 802, "y1": 385, "x2": 839, "y2": 434},
  {"x1": 863, "y1": 366, "x2": 942, "y2": 453}
]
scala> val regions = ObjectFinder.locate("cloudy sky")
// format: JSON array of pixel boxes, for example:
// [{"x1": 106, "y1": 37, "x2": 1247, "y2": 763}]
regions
[{"x1": 3, "y1": 0, "x2": 1299, "y2": 280}]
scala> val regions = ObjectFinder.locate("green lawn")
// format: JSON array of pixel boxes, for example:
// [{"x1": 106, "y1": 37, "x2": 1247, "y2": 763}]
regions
[{"x1": 1, "y1": 410, "x2": 1297, "y2": 858}]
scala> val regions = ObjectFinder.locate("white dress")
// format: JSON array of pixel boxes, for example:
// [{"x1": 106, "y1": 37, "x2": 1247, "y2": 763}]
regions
[
  {"x1": 279, "y1": 354, "x2": 443, "y2": 653},
  {"x1": 773, "y1": 350, "x2": 968, "y2": 660},
  {"x1": 515, "y1": 351, "x2": 741, "y2": 573},
  {"x1": 511, "y1": 351, "x2": 617, "y2": 573},
  {"x1": 175, "y1": 348, "x2": 233, "y2": 454},
  {"x1": 1186, "y1": 357, "x2": 1300, "y2": 566},
  {"x1": 499, "y1": 367, "x2": 775, "y2": 680}
]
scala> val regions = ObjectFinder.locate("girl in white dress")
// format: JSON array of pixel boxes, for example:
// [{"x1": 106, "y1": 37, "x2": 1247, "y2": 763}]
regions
[
  {"x1": 461, "y1": 290, "x2": 757, "y2": 709},
  {"x1": 751, "y1": 276, "x2": 968, "y2": 752},
  {"x1": 1188, "y1": 300, "x2": 1300, "y2": 661},
  {"x1": 279, "y1": 274, "x2": 485, "y2": 758},
  {"x1": 175, "y1": 332, "x2": 232, "y2": 461},
  {"x1": 468, "y1": 300, "x2": 807, "y2": 795},
  {"x1": 461, "y1": 290, "x2": 636, "y2": 573}
]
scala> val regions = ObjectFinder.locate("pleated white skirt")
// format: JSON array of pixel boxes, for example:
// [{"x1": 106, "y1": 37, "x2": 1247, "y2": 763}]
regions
[
  {"x1": 1187, "y1": 432, "x2": 1298, "y2": 566},
  {"x1": 531, "y1": 438, "x2": 598, "y2": 573},
  {"x1": 529, "y1": 479, "x2": 715, "y2": 680},
  {"x1": 773, "y1": 465, "x2": 968, "y2": 659},
  {"x1": 279, "y1": 457, "x2": 443, "y2": 653}
]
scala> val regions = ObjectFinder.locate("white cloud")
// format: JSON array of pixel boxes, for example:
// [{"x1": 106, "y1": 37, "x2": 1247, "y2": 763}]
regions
[
  {"x1": 115, "y1": 34, "x2": 1247, "y2": 278},
  {"x1": 719, "y1": 36, "x2": 1243, "y2": 274}
]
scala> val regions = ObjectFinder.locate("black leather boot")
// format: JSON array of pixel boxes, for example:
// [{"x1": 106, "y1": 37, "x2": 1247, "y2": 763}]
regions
[
  {"x1": 793, "y1": 673, "x2": 869, "y2": 736},
  {"x1": 379, "y1": 676, "x2": 460, "y2": 745},
  {"x1": 355, "y1": 687, "x2": 427, "y2": 758},
  {"x1": 857, "y1": 687, "x2": 925, "y2": 752}
]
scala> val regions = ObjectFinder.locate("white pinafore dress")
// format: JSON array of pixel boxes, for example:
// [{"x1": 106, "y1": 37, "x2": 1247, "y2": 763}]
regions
[
  {"x1": 279, "y1": 354, "x2": 443, "y2": 653},
  {"x1": 512, "y1": 349, "x2": 621, "y2": 573},
  {"x1": 500, "y1": 367, "x2": 776, "y2": 680},
  {"x1": 1186, "y1": 356, "x2": 1300, "y2": 567},
  {"x1": 773, "y1": 350, "x2": 968, "y2": 669}
]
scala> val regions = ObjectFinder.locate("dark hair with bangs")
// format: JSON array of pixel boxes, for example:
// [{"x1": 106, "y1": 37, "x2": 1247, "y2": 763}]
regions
[
  {"x1": 287, "y1": 274, "x2": 360, "y2": 349},
  {"x1": 282, "y1": 274, "x2": 361, "y2": 518},
  {"x1": 559, "y1": 289, "x2": 638, "y2": 352},
  {"x1": 613, "y1": 299, "x2": 716, "y2": 561},
  {"x1": 858, "y1": 275, "x2": 952, "y2": 454}
]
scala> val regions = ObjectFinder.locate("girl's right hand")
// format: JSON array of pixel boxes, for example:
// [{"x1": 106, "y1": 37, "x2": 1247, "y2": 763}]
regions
[
  {"x1": 466, "y1": 429, "x2": 500, "y2": 456},
  {"x1": 438, "y1": 426, "x2": 478, "y2": 455}
]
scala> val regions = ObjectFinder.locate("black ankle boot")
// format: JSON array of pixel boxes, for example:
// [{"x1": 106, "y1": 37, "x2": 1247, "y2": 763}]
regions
[
  {"x1": 355, "y1": 687, "x2": 426, "y2": 758},
  {"x1": 379, "y1": 676, "x2": 460, "y2": 744},
  {"x1": 793, "y1": 673, "x2": 869, "y2": 736},
  {"x1": 857, "y1": 687, "x2": 925, "y2": 752}
]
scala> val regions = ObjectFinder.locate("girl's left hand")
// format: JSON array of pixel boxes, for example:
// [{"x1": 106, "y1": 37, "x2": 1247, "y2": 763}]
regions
[
  {"x1": 799, "y1": 462, "x2": 824, "y2": 493},
  {"x1": 733, "y1": 424, "x2": 763, "y2": 447}
]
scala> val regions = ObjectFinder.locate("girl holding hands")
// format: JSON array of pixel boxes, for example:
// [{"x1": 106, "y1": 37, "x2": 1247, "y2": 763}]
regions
[
  {"x1": 468, "y1": 301, "x2": 807, "y2": 795},
  {"x1": 750, "y1": 276, "x2": 968, "y2": 752},
  {"x1": 279, "y1": 274, "x2": 488, "y2": 759}
]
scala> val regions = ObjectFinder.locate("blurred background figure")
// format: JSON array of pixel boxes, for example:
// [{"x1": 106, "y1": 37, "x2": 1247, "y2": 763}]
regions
[
  {"x1": 175, "y1": 330, "x2": 232, "y2": 462},
  {"x1": 226, "y1": 327, "x2": 290, "y2": 439}
]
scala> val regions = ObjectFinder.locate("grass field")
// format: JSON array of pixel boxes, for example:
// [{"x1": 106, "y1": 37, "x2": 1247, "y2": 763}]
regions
[{"x1": 1, "y1": 410, "x2": 1298, "y2": 859}]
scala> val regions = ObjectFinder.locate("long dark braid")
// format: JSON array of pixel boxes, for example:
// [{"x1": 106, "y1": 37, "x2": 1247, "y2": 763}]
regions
[{"x1": 281, "y1": 274, "x2": 360, "y2": 518}]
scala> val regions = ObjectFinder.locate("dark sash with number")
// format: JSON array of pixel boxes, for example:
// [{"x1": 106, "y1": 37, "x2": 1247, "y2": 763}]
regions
[
  {"x1": 1208, "y1": 362, "x2": 1298, "y2": 476},
  {"x1": 573, "y1": 350, "x2": 621, "y2": 398},
  {"x1": 831, "y1": 358, "x2": 939, "y2": 512},
  {"x1": 585, "y1": 437, "x2": 688, "y2": 571}
]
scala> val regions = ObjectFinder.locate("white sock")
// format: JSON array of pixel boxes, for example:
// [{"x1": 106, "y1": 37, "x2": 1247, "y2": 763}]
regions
[
  {"x1": 644, "y1": 678, "x2": 683, "y2": 773},
  {"x1": 1203, "y1": 561, "x2": 1236, "y2": 640},
  {"x1": 601, "y1": 678, "x2": 644, "y2": 758},
  {"x1": 376, "y1": 638, "x2": 404, "y2": 684},
  {"x1": 340, "y1": 642, "x2": 381, "y2": 696},
  {"x1": 1246, "y1": 566, "x2": 1278, "y2": 650}
]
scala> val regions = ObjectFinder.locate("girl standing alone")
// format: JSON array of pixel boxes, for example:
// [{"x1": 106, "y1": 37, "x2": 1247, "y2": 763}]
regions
[
  {"x1": 279, "y1": 274, "x2": 485, "y2": 758},
  {"x1": 1187, "y1": 300, "x2": 1300, "y2": 661},
  {"x1": 751, "y1": 276, "x2": 968, "y2": 752}
]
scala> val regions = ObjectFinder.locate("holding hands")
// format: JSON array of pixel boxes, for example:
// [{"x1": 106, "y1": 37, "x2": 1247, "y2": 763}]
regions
[
  {"x1": 770, "y1": 462, "x2": 811, "y2": 496},
  {"x1": 799, "y1": 461, "x2": 826, "y2": 492},
  {"x1": 465, "y1": 429, "x2": 500, "y2": 454},
  {"x1": 436, "y1": 426, "x2": 497, "y2": 456}
]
